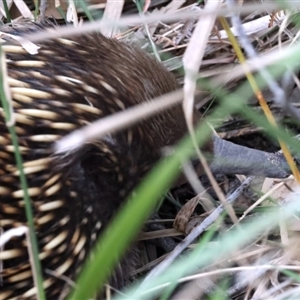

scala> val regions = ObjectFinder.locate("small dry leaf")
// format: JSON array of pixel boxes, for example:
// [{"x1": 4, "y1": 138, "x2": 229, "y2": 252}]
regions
[
  {"x1": 173, "y1": 194, "x2": 200, "y2": 233},
  {"x1": 185, "y1": 214, "x2": 208, "y2": 235}
]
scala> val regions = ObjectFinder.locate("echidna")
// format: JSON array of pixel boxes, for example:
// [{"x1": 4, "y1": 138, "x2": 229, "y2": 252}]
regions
[{"x1": 0, "y1": 22, "x2": 293, "y2": 300}]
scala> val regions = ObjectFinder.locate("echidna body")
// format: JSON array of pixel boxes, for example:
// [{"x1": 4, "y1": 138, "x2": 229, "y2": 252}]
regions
[
  {"x1": 0, "y1": 23, "x2": 293, "y2": 299},
  {"x1": 0, "y1": 23, "x2": 202, "y2": 299}
]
